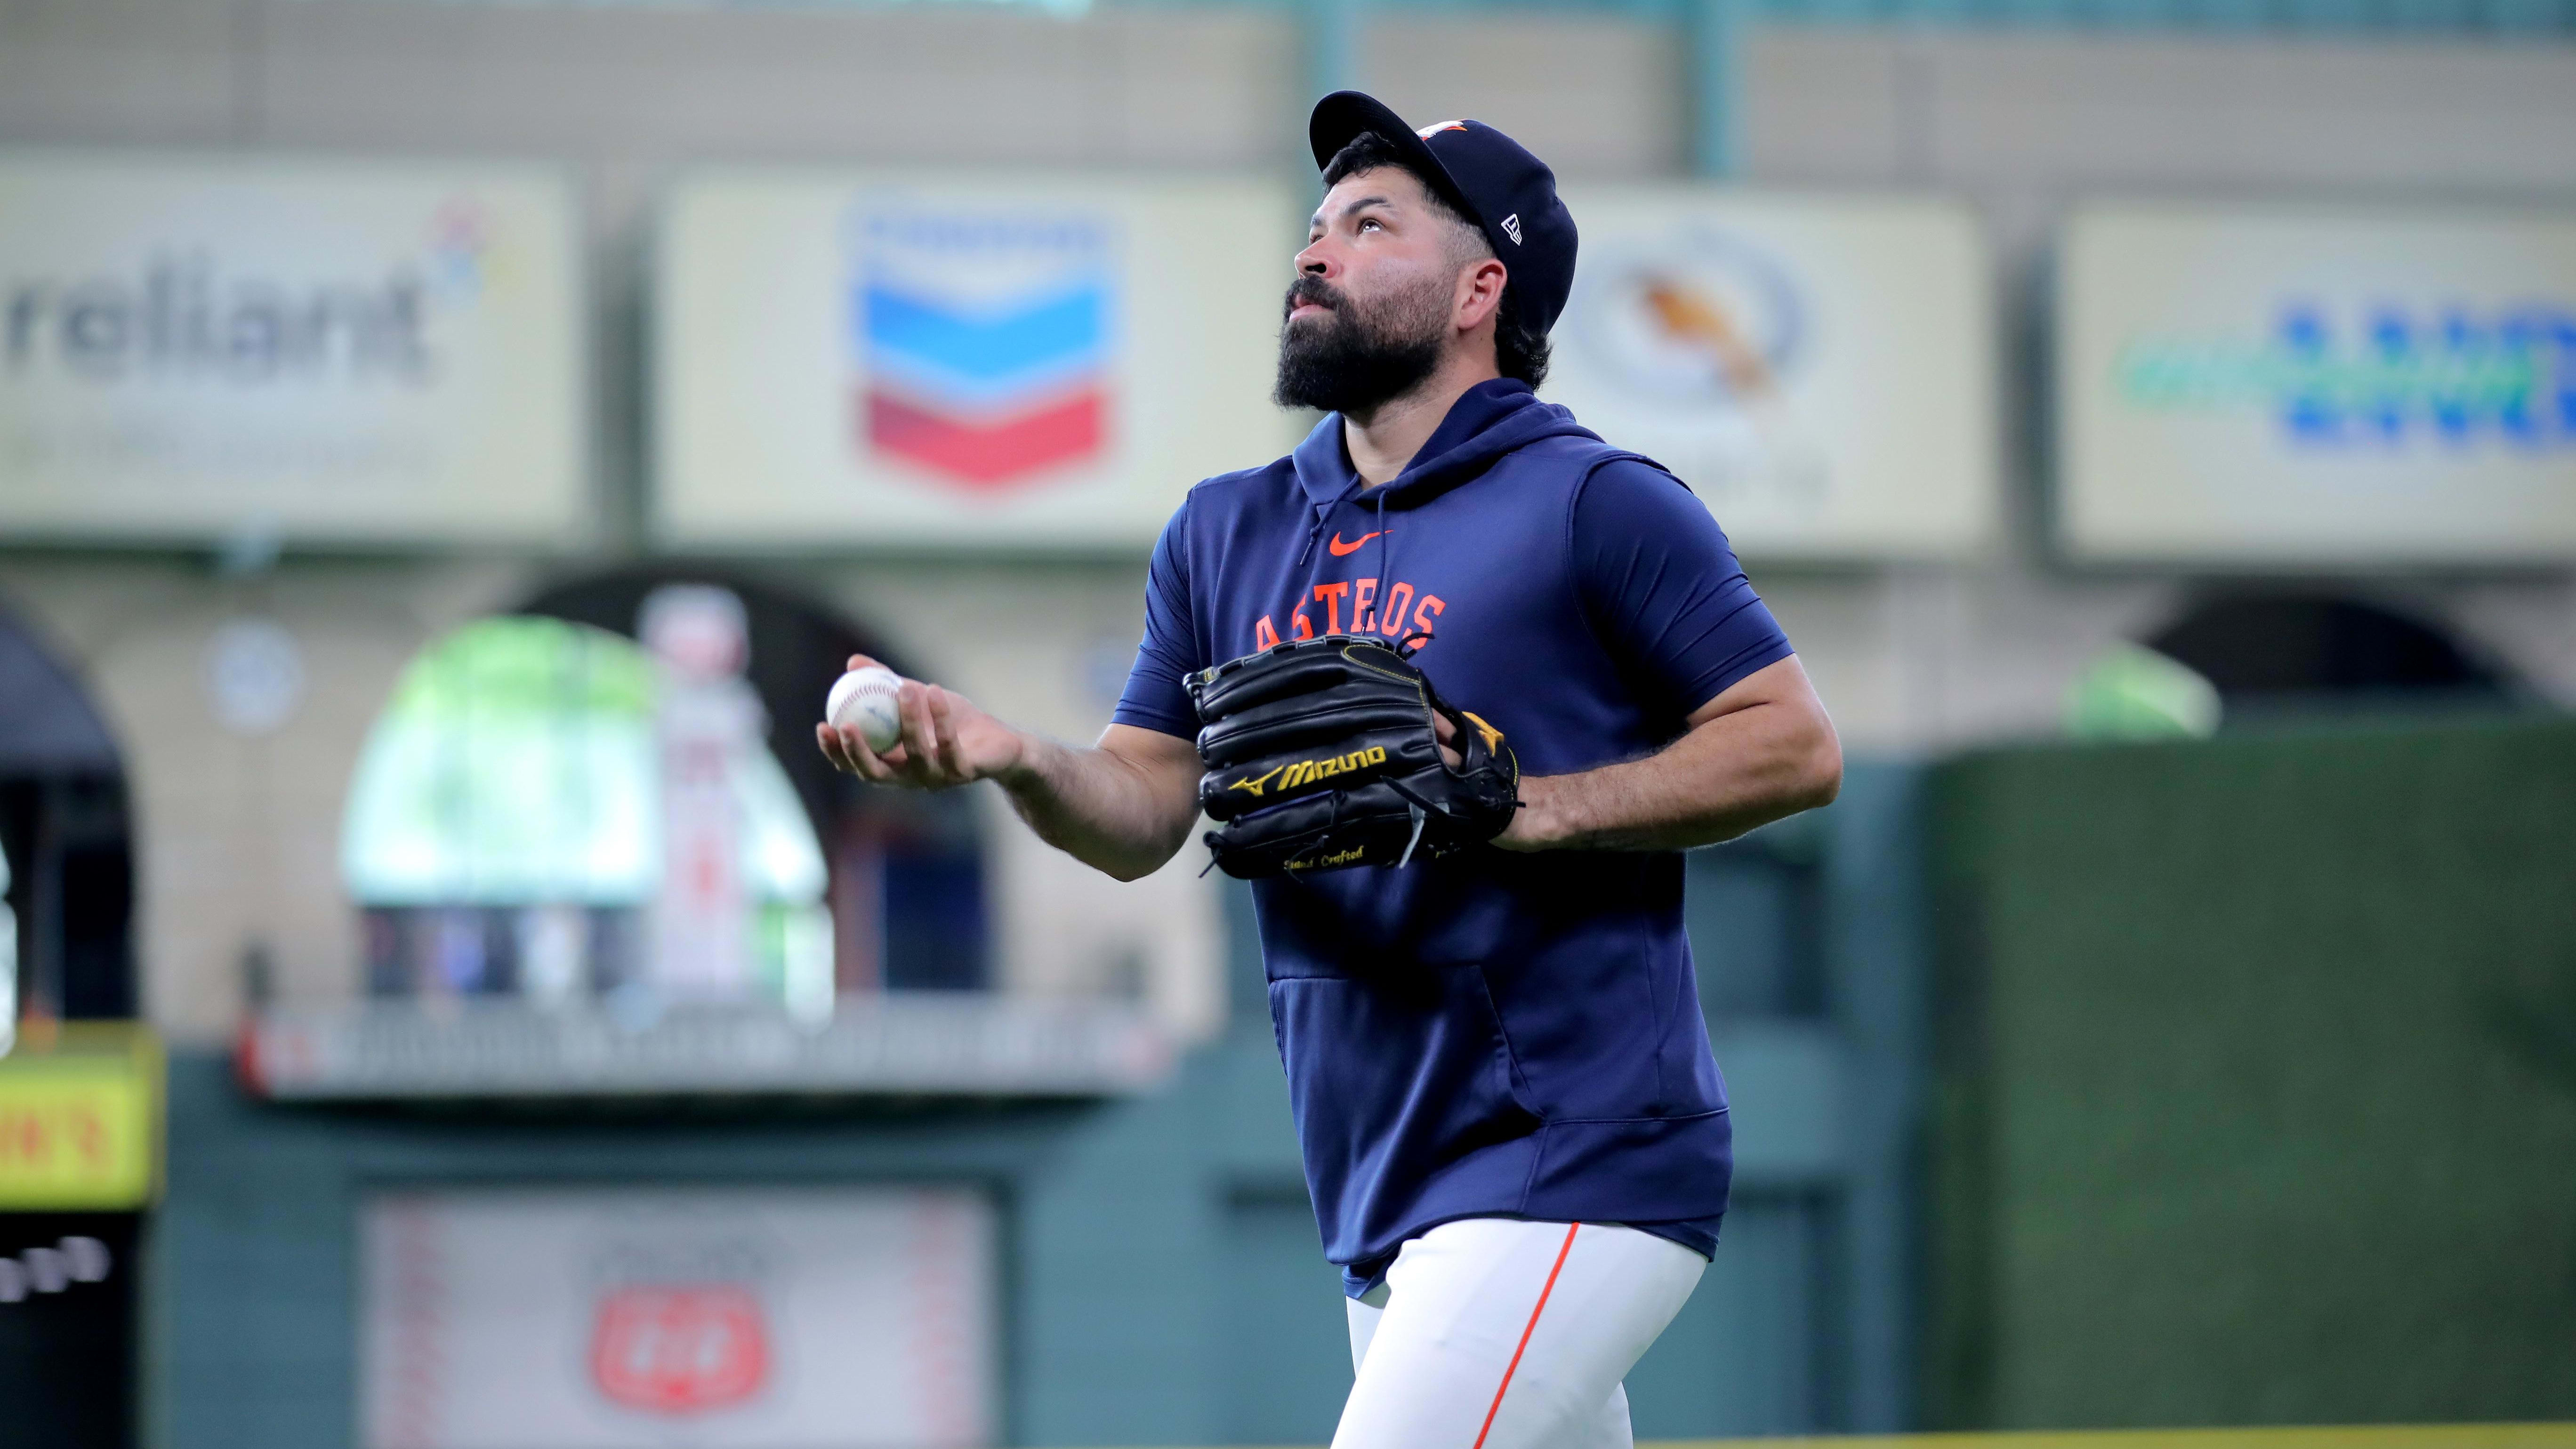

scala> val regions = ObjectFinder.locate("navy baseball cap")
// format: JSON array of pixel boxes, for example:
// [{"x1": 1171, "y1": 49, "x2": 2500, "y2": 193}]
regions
[{"x1": 1308, "y1": 91, "x2": 1578, "y2": 337}]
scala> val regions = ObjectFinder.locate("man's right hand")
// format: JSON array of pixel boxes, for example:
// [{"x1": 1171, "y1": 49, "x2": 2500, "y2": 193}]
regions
[
  {"x1": 815, "y1": 654, "x2": 1206, "y2": 881},
  {"x1": 815, "y1": 654, "x2": 1028, "y2": 791}
]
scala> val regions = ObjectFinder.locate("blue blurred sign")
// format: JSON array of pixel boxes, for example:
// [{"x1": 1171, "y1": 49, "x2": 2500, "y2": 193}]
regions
[
  {"x1": 2117, "y1": 301, "x2": 2576, "y2": 451},
  {"x1": 2059, "y1": 202, "x2": 2576, "y2": 563}
]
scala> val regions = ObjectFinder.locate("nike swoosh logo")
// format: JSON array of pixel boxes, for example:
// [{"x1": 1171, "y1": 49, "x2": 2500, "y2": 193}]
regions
[{"x1": 1327, "y1": 531, "x2": 1383, "y2": 557}]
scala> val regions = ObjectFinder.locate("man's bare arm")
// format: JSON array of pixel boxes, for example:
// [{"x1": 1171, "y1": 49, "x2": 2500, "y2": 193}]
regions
[
  {"x1": 996, "y1": 726, "x2": 1203, "y2": 881},
  {"x1": 816, "y1": 657, "x2": 1202, "y2": 882},
  {"x1": 1492, "y1": 655, "x2": 1841, "y2": 853}
]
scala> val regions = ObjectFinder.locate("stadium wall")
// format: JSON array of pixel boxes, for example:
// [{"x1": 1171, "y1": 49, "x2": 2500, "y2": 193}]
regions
[{"x1": 1926, "y1": 717, "x2": 2576, "y2": 1429}]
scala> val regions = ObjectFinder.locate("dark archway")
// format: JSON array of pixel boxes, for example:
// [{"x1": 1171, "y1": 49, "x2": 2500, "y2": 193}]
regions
[
  {"x1": 0, "y1": 608, "x2": 135, "y2": 1022},
  {"x1": 0, "y1": 609, "x2": 141, "y2": 1449},
  {"x1": 2147, "y1": 593, "x2": 2519, "y2": 716},
  {"x1": 515, "y1": 566, "x2": 988, "y2": 993}
]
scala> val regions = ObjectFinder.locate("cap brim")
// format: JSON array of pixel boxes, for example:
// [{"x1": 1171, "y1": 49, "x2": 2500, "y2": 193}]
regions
[{"x1": 1307, "y1": 91, "x2": 1483, "y2": 234}]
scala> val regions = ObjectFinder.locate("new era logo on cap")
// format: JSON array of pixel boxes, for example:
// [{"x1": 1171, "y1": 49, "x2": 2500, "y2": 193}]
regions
[
  {"x1": 1500, "y1": 214, "x2": 1523, "y2": 245},
  {"x1": 1417, "y1": 121, "x2": 1469, "y2": 138}
]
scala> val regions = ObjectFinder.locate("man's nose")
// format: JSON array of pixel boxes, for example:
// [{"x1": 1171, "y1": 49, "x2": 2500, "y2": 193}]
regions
[{"x1": 1294, "y1": 239, "x2": 1335, "y2": 277}]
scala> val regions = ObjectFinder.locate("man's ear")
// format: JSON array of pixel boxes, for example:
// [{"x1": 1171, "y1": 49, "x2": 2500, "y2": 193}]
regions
[{"x1": 1455, "y1": 256, "x2": 1509, "y2": 332}]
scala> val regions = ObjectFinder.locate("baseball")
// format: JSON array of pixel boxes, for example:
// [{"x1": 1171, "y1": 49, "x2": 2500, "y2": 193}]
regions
[{"x1": 826, "y1": 665, "x2": 905, "y2": 755}]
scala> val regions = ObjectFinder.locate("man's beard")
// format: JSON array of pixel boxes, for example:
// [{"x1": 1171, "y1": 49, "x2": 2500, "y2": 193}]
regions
[{"x1": 1272, "y1": 273, "x2": 1449, "y2": 420}]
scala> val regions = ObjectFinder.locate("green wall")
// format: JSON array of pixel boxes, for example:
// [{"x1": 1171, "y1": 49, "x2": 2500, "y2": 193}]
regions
[{"x1": 1926, "y1": 717, "x2": 2576, "y2": 1431}]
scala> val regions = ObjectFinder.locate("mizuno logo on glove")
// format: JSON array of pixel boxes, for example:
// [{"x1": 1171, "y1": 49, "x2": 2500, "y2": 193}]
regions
[{"x1": 1230, "y1": 745, "x2": 1388, "y2": 798}]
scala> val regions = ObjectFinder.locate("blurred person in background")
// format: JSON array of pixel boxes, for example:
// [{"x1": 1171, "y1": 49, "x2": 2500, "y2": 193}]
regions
[{"x1": 821, "y1": 92, "x2": 1840, "y2": 1449}]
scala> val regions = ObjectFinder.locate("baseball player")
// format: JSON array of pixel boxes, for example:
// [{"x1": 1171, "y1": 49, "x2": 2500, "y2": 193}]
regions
[{"x1": 819, "y1": 91, "x2": 1842, "y2": 1449}]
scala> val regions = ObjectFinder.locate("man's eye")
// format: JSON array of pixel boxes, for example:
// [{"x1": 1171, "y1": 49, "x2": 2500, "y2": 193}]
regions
[{"x1": 1359, "y1": 218, "x2": 1383, "y2": 232}]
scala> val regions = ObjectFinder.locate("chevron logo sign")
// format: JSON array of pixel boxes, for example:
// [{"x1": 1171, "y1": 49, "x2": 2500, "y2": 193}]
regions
[{"x1": 852, "y1": 208, "x2": 1116, "y2": 489}]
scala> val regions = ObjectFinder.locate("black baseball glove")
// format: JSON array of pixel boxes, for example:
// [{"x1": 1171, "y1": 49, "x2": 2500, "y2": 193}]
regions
[{"x1": 1187, "y1": 634, "x2": 1520, "y2": 879}]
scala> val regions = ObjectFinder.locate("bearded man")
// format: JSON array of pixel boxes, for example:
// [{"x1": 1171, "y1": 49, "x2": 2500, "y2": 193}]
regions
[{"x1": 821, "y1": 92, "x2": 1843, "y2": 1449}]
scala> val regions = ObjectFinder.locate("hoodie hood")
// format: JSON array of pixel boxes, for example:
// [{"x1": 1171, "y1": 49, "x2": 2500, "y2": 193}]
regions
[{"x1": 1288, "y1": 379, "x2": 1604, "y2": 515}]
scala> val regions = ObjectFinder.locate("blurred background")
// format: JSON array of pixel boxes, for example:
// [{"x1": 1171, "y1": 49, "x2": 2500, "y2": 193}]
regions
[{"x1": 0, "y1": 0, "x2": 2573, "y2": 1445}]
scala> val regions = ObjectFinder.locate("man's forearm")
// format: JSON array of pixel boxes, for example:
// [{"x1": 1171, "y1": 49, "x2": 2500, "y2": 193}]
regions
[
  {"x1": 1513, "y1": 700, "x2": 1841, "y2": 853},
  {"x1": 996, "y1": 734, "x2": 1199, "y2": 882}
]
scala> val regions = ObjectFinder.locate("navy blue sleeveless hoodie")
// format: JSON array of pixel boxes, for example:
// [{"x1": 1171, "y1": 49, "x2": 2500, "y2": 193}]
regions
[{"x1": 1116, "y1": 380, "x2": 1789, "y2": 1294}]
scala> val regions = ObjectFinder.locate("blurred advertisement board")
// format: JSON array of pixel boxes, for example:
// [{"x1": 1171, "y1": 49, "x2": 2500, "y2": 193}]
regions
[
  {"x1": 0, "y1": 153, "x2": 584, "y2": 546},
  {"x1": 654, "y1": 171, "x2": 1295, "y2": 550},
  {"x1": 2057, "y1": 202, "x2": 2576, "y2": 564},
  {"x1": 1546, "y1": 190, "x2": 1998, "y2": 559},
  {"x1": 0, "y1": 1024, "x2": 162, "y2": 1210},
  {"x1": 360, "y1": 1185, "x2": 993, "y2": 1449}
]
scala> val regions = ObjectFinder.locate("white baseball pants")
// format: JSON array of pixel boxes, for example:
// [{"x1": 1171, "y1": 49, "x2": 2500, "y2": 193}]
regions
[{"x1": 1334, "y1": 1217, "x2": 1709, "y2": 1449}]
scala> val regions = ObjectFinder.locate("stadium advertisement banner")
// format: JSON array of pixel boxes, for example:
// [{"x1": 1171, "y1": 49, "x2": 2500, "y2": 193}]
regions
[
  {"x1": 655, "y1": 171, "x2": 1294, "y2": 550},
  {"x1": 0, "y1": 152, "x2": 584, "y2": 545},
  {"x1": 2057, "y1": 202, "x2": 2576, "y2": 564},
  {"x1": 1545, "y1": 190, "x2": 1998, "y2": 559},
  {"x1": 0, "y1": 1023, "x2": 163, "y2": 1211},
  {"x1": 359, "y1": 1185, "x2": 994, "y2": 1449}
]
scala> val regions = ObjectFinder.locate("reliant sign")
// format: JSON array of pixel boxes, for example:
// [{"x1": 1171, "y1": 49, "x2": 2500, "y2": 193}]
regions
[
  {"x1": 1544, "y1": 190, "x2": 1999, "y2": 559},
  {"x1": 654, "y1": 171, "x2": 1292, "y2": 550},
  {"x1": 0, "y1": 153, "x2": 583, "y2": 545},
  {"x1": 2056, "y1": 201, "x2": 2576, "y2": 564}
]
